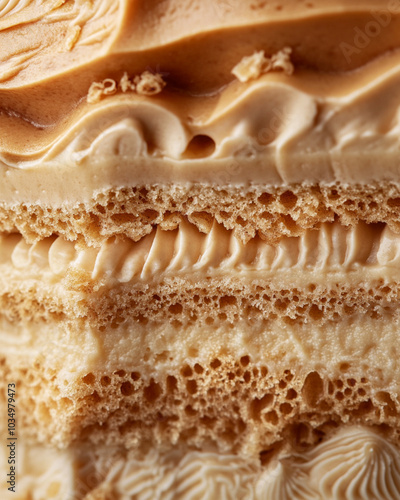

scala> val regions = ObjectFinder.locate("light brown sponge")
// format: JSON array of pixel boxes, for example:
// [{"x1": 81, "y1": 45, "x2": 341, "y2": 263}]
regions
[
  {"x1": 2, "y1": 352, "x2": 399, "y2": 457},
  {"x1": 2, "y1": 182, "x2": 400, "y2": 245}
]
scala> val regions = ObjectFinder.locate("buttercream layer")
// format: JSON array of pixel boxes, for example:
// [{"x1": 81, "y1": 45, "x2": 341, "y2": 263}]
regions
[
  {"x1": 2, "y1": 427, "x2": 400, "y2": 500},
  {"x1": 4, "y1": 220, "x2": 400, "y2": 282},
  {"x1": 2, "y1": 221, "x2": 400, "y2": 326},
  {"x1": 4, "y1": 51, "x2": 400, "y2": 180}
]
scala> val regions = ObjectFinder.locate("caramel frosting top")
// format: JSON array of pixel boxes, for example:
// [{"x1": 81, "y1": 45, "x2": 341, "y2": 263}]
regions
[
  {"x1": 2, "y1": 0, "x2": 397, "y2": 90},
  {"x1": 2, "y1": 0, "x2": 400, "y2": 189}
]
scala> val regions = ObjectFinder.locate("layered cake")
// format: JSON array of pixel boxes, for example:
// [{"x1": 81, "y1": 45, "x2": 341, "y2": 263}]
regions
[{"x1": 3, "y1": 0, "x2": 400, "y2": 498}]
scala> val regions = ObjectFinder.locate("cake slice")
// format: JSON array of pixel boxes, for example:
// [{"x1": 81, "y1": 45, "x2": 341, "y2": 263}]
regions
[{"x1": 3, "y1": 0, "x2": 400, "y2": 498}]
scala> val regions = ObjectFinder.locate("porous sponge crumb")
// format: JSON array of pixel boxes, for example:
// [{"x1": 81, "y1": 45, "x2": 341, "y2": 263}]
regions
[
  {"x1": 2, "y1": 182, "x2": 400, "y2": 246},
  {"x1": 2, "y1": 354, "x2": 399, "y2": 456}
]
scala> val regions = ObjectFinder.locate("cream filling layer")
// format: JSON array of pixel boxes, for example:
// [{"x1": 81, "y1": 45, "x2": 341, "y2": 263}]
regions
[
  {"x1": 3, "y1": 313, "x2": 400, "y2": 395},
  {"x1": 1, "y1": 427, "x2": 400, "y2": 500},
  {"x1": 1, "y1": 221, "x2": 400, "y2": 285}
]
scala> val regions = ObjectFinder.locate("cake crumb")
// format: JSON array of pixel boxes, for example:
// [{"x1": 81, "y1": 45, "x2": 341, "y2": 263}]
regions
[
  {"x1": 120, "y1": 72, "x2": 136, "y2": 92},
  {"x1": 270, "y1": 47, "x2": 294, "y2": 75},
  {"x1": 87, "y1": 79, "x2": 117, "y2": 104},
  {"x1": 87, "y1": 72, "x2": 166, "y2": 103},
  {"x1": 134, "y1": 71, "x2": 166, "y2": 96},
  {"x1": 65, "y1": 25, "x2": 81, "y2": 51},
  {"x1": 232, "y1": 48, "x2": 294, "y2": 82}
]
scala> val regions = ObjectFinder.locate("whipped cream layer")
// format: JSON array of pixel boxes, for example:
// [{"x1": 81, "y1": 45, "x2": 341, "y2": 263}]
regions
[
  {"x1": 2, "y1": 427, "x2": 400, "y2": 500},
  {"x1": 2, "y1": 220, "x2": 400, "y2": 285},
  {"x1": 2, "y1": 1, "x2": 400, "y2": 201}
]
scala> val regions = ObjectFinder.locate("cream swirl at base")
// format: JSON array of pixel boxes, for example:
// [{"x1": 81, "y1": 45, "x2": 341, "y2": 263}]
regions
[
  {"x1": 306, "y1": 427, "x2": 400, "y2": 499},
  {"x1": 3, "y1": 427, "x2": 400, "y2": 499},
  {"x1": 257, "y1": 461, "x2": 316, "y2": 500},
  {"x1": 259, "y1": 427, "x2": 400, "y2": 500},
  {"x1": 107, "y1": 452, "x2": 259, "y2": 500}
]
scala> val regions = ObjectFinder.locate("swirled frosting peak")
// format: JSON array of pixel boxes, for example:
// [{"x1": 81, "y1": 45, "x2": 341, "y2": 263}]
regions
[
  {"x1": 259, "y1": 427, "x2": 400, "y2": 500},
  {"x1": 307, "y1": 427, "x2": 400, "y2": 499},
  {"x1": 82, "y1": 451, "x2": 260, "y2": 500}
]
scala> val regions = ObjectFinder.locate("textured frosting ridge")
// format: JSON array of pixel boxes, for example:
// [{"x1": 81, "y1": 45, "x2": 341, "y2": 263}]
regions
[
  {"x1": 0, "y1": 0, "x2": 120, "y2": 82},
  {"x1": 307, "y1": 427, "x2": 400, "y2": 499},
  {"x1": 3, "y1": 427, "x2": 400, "y2": 499},
  {"x1": 3, "y1": 220, "x2": 400, "y2": 282}
]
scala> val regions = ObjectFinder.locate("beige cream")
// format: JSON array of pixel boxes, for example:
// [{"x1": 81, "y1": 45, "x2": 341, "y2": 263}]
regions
[
  {"x1": 4, "y1": 57, "x2": 400, "y2": 190},
  {"x1": 2, "y1": 427, "x2": 400, "y2": 500},
  {"x1": 3, "y1": 220, "x2": 400, "y2": 283}
]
